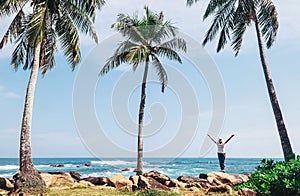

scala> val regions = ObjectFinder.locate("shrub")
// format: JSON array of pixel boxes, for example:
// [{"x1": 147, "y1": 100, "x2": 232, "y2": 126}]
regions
[{"x1": 236, "y1": 156, "x2": 300, "y2": 195}]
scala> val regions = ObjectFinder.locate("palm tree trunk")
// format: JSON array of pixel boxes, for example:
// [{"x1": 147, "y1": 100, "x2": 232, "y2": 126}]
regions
[
  {"x1": 136, "y1": 59, "x2": 149, "y2": 175},
  {"x1": 254, "y1": 17, "x2": 294, "y2": 161},
  {"x1": 14, "y1": 42, "x2": 46, "y2": 189}
]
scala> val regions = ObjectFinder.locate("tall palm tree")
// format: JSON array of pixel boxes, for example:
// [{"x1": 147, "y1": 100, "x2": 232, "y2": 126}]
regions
[
  {"x1": 100, "y1": 6, "x2": 187, "y2": 175},
  {"x1": 187, "y1": 0, "x2": 294, "y2": 161},
  {"x1": 0, "y1": 0, "x2": 105, "y2": 189}
]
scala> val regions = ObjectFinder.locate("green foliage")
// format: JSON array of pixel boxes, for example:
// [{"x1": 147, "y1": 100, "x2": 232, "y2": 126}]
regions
[
  {"x1": 137, "y1": 189, "x2": 179, "y2": 196},
  {"x1": 236, "y1": 156, "x2": 300, "y2": 195}
]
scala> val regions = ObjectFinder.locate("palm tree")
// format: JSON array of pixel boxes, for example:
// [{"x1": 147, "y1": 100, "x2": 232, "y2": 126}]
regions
[
  {"x1": 187, "y1": 0, "x2": 294, "y2": 161},
  {"x1": 100, "y1": 6, "x2": 187, "y2": 175},
  {"x1": 0, "y1": 0, "x2": 105, "y2": 189}
]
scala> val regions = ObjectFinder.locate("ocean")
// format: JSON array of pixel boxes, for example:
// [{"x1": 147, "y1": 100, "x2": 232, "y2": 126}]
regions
[{"x1": 0, "y1": 158, "x2": 279, "y2": 179}]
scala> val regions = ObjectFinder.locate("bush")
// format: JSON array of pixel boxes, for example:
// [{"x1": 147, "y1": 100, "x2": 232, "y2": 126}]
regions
[{"x1": 236, "y1": 156, "x2": 300, "y2": 195}]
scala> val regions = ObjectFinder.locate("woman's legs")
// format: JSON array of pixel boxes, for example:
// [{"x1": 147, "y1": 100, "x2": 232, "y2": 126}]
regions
[{"x1": 217, "y1": 153, "x2": 226, "y2": 171}]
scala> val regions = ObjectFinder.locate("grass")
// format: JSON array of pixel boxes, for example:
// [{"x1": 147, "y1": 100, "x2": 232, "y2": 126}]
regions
[
  {"x1": 44, "y1": 187, "x2": 180, "y2": 196},
  {"x1": 44, "y1": 187, "x2": 239, "y2": 196}
]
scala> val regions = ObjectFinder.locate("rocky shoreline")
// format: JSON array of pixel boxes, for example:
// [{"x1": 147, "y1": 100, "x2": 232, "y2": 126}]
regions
[{"x1": 0, "y1": 170, "x2": 256, "y2": 195}]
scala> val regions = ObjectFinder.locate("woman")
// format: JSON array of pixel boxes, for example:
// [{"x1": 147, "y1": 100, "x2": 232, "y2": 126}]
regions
[{"x1": 207, "y1": 134, "x2": 235, "y2": 172}]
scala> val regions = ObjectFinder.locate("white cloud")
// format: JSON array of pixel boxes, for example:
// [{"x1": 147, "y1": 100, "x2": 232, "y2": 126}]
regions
[{"x1": 3, "y1": 92, "x2": 21, "y2": 99}]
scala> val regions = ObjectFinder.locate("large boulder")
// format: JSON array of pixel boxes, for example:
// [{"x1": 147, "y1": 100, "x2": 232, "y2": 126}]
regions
[
  {"x1": 177, "y1": 176, "x2": 207, "y2": 183},
  {"x1": 143, "y1": 170, "x2": 170, "y2": 185},
  {"x1": 40, "y1": 172, "x2": 74, "y2": 187},
  {"x1": 207, "y1": 172, "x2": 249, "y2": 185},
  {"x1": 82, "y1": 177, "x2": 114, "y2": 187},
  {"x1": 109, "y1": 174, "x2": 133, "y2": 190}
]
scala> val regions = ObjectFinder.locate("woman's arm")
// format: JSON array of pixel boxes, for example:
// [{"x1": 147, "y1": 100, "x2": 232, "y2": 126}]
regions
[
  {"x1": 207, "y1": 134, "x2": 217, "y2": 144},
  {"x1": 225, "y1": 134, "x2": 235, "y2": 144}
]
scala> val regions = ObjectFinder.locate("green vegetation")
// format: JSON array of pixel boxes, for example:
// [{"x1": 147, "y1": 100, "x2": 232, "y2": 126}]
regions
[{"x1": 236, "y1": 157, "x2": 300, "y2": 195}]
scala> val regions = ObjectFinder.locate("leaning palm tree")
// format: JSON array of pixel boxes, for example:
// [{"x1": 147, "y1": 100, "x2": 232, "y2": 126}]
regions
[
  {"x1": 100, "y1": 6, "x2": 187, "y2": 175},
  {"x1": 0, "y1": 0, "x2": 105, "y2": 188},
  {"x1": 187, "y1": 0, "x2": 294, "y2": 161}
]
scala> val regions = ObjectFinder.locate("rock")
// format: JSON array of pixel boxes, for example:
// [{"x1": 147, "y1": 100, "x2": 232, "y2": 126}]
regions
[
  {"x1": 109, "y1": 174, "x2": 133, "y2": 190},
  {"x1": 47, "y1": 171, "x2": 65, "y2": 175},
  {"x1": 122, "y1": 168, "x2": 130, "y2": 172},
  {"x1": 40, "y1": 172, "x2": 74, "y2": 188},
  {"x1": 177, "y1": 176, "x2": 207, "y2": 183},
  {"x1": 207, "y1": 184, "x2": 232, "y2": 194},
  {"x1": 69, "y1": 171, "x2": 81, "y2": 182},
  {"x1": 143, "y1": 170, "x2": 170, "y2": 185},
  {"x1": 189, "y1": 186, "x2": 200, "y2": 192},
  {"x1": 199, "y1": 173, "x2": 208, "y2": 179},
  {"x1": 84, "y1": 163, "x2": 91, "y2": 167},
  {"x1": 238, "y1": 188, "x2": 257, "y2": 196},
  {"x1": 72, "y1": 180, "x2": 95, "y2": 188},
  {"x1": 207, "y1": 172, "x2": 249, "y2": 185},
  {"x1": 82, "y1": 177, "x2": 114, "y2": 187},
  {"x1": 146, "y1": 177, "x2": 170, "y2": 191},
  {"x1": 50, "y1": 164, "x2": 56, "y2": 167},
  {"x1": 129, "y1": 176, "x2": 139, "y2": 186},
  {"x1": 0, "y1": 177, "x2": 14, "y2": 190},
  {"x1": 165, "y1": 180, "x2": 177, "y2": 187},
  {"x1": 129, "y1": 175, "x2": 151, "y2": 190},
  {"x1": 187, "y1": 181, "x2": 209, "y2": 189},
  {"x1": 56, "y1": 164, "x2": 64, "y2": 167}
]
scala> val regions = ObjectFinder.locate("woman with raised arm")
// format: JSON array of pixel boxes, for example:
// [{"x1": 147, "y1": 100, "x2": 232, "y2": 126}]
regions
[{"x1": 207, "y1": 134, "x2": 235, "y2": 172}]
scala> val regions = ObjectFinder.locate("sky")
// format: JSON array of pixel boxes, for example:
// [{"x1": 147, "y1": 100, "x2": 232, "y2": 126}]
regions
[{"x1": 0, "y1": 0, "x2": 299, "y2": 159}]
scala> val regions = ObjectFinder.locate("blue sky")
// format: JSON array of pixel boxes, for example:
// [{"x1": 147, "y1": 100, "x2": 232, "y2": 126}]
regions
[{"x1": 0, "y1": 0, "x2": 299, "y2": 158}]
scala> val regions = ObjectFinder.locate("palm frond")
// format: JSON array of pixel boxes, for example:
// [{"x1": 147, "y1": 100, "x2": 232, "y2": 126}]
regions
[
  {"x1": 151, "y1": 21, "x2": 178, "y2": 44},
  {"x1": 11, "y1": 28, "x2": 30, "y2": 70},
  {"x1": 203, "y1": 0, "x2": 231, "y2": 19},
  {"x1": 64, "y1": 1, "x2": 98, "y2": 43},
  {"x1": 155, "y1": 47, "x2": 183, "y2": 64},
  {"x1": 151, "y1": 54, "x2": 168, "y2": 93},
  {"x1": 186, "y1": 0, "x2": 201, "y2": 7},
  {"x1": 231, "y1": 17, "x2": 247, "y2": 55},
  {"x1": 68, "y1": 0, "x2": 105, "y2": 21},
  {"x1": 126, "y1": 45, "x2": 148, "y2": 66},
  {"x1": 202, "y1": 0, "x2": 236, "y2": 47},
  {"x1": 27, "y1": 1, "x2": 47, "y2": 46},
  {"x1": 158, "y1": 37, "x2": 187, "y2": 53},
  {"x1": 0, "y1": 0, "x2": 27, "y2": 17},
  {"x1": 40, "y1": 17, "x2": 57, "y2": 75},
  {"x1": 258, "y1": 0, "x2": 278, "y2": 48},
  {"x1": 100, "y1": 52, "x2": 128, "y2": 76},
  {"x1": 0, "y1": 8, "x2": 25, "y2": 49},
  {"x1": 55, "y1": 8, "x2": 81, "y2": 70}
]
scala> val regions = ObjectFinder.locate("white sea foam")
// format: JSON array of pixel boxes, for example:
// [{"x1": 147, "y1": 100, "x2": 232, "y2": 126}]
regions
[
  {"x1": 0, "y1": 173, "x2": 14, "y2": 178},
  {"x1": 0, "y1": 165, "x2": 18, "y2": 170},
  {"x1": 81, "y1": 171, "x2": 113, "y2": 178},
  {"x1": 91, "y1": 160, "x2": 136, "y2": 166}
]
